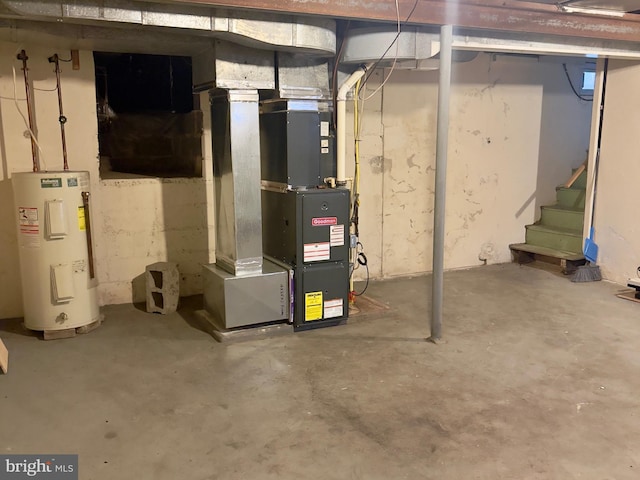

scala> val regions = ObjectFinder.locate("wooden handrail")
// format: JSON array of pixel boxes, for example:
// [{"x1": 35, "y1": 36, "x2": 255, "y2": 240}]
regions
[{"x1": 564, "y1": 160, "x2": 587, "y2": 189}]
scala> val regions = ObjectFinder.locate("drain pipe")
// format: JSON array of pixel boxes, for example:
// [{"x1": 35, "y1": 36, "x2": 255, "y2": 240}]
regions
[
  {"x1": 336, "y1": 63, "x2": 372, "y2": 186},
  {"x1": 429, "y1": 24, "x2": 453, "y2": 344}
]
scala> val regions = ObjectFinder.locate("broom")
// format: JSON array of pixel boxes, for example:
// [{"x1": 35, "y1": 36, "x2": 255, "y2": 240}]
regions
[
  {"x1": 573, "y1": 157, "x2": 602, "y2": 282},
  {"x1": 572, "y1": 227, "x2": 601, "y2": 282},
  {"x1": 572, "y1": 60, "x2": 608, "y2": 283}
]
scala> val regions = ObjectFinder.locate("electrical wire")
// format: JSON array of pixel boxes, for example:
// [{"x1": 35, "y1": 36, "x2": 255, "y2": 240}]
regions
[
  {"x1": 351, "y1": 89, "x2": 369, "y2": 296},
  {"x1": 563, "y1": 63, "x2": 593, "y2": 102},
  {"x1": 353, "y1": 242, "x2": 369, "y2": 296},
  {"x1": 348, "y1": 78, "x2": 362, "y2": 298},
  {"x1": 332, "y1": 20, "x2": 350, "y2": 128},
  {"x1": 345, "y1": 0, "x2": 420, "y2": 296},
  {"x1": 33, "y1": 85, "x2": 59, "y2": 92},
  {"x1": 360, "y1": 0, "x2": 420, "y2": 90},
  {"x1": 361, "y1": 0, "x2": 401, "y2": 101},
  {"x1": 353, "y1": 77, "x2": 362, "y2": 232},
  {"x1": 356, "y1": 68, "x2": 368, "y2": 150}
]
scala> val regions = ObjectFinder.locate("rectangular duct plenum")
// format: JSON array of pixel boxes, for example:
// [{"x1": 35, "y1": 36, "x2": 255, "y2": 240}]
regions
[{"x1": 211, "y1": 89, "x2": 263, "y2": 277}]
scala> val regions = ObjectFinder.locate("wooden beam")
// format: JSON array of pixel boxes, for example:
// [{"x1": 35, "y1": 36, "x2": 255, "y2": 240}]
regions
[{"x1": 166, "y1": 0, "x2": 640, "y2": 43}]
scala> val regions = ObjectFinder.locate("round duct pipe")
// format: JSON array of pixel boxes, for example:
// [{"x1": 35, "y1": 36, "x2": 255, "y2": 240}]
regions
[{"x1": 341, "y1": 26, "x2": 477, "y2": 70}]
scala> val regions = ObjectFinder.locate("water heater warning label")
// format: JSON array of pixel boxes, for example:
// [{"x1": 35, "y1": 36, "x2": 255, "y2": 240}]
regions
[
  {"x1": 18, "y1": 207, "x2": 38, "y2": 225},
  {"x1": 73, "y1": 259, "x2": 86, "y2": 273},
  {"x1": 77, "y1": 207, "x2": 86, "y2": 231},
  {"x1": 18, "y1": 207, "x2": 39, "y2": 248},
  {"x1": 305, "y1": 291, "x2": 323, "y2": 321}
]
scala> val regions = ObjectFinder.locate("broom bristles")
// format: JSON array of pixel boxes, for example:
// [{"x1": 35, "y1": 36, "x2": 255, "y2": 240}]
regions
[{"x1": 571, "y1": 262, "x2": 602, "y2": 282}]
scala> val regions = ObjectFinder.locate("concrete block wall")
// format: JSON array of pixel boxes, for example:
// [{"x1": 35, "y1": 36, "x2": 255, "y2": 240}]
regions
[
  {"x1": 0, "y1": 42, "x2": 101, "y2": 318},
  {"x1": 0, "y1": 41, "x2": 595, "y2": 319},
  {"x1": 94, "y1": 93, "x2": 215, "y2": 305},
  {"x1": 0, "y1": 40, "x2": 215, "y2": 318},
  {"x1": 348, "y1": 53, "x2": 592, "y2": 280},
  {"x1": 97, "y1": 174, "x2": 215, "y2": 305}
]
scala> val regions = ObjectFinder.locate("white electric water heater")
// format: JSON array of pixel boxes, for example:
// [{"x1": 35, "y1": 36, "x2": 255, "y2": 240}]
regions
[{"x1": 12, "y1": 171, "x2": 100, "y2": 331}]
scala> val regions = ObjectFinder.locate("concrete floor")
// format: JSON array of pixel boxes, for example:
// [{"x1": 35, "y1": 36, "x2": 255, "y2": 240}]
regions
[{"x1": 1, "y1": 263, "x2": 640, "y2": 479}]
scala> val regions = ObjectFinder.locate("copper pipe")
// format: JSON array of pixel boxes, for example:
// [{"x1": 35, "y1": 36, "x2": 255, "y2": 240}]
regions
[
  {"x1": 49, "y1": 54, "x2": 69, "y2": 171},
  {"x1": 81, "y1": 192, "x2": 95, "y2": 279},
  {"x1": 16, "y1": 50, "x2": 39, "y2": 172}
]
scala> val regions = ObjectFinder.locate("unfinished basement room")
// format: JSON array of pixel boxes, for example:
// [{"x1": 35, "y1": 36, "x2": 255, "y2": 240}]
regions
[{"x1": 2, "y1": 0, "x2": 640, "y2": 478}]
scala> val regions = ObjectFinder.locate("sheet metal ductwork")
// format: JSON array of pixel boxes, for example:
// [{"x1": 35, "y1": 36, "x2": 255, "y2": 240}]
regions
[
  {"x1": 342, "y1": 26, "x2": 442, "y2": 70},
  {"x1": 0, "y1": 0, "x2": 336, "y2": 55},
  {"x1": 341, "y1": 26, "x2": 482, "y2": 70}
]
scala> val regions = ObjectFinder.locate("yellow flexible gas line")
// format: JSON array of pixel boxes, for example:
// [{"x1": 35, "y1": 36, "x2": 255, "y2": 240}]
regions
[
  {"x1": 354, "y1": 79, "x2": 361, "y2": 200},
  {"x1": 350, "y1": 79, "x2": 362, "y2": 301}
]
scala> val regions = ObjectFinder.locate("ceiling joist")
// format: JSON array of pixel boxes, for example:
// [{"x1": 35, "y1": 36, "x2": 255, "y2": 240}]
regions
[{"x1": 164, "y1": 0, "x2": 640, "y2": 43}]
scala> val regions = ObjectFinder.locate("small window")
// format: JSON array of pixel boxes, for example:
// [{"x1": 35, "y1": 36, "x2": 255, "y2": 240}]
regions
[
  {"x1": 94, "y1": 52, "x2": 202, "y2": 179},
  {"x1": 582, "y1": 70, "x2": 596, "y2": 91}
]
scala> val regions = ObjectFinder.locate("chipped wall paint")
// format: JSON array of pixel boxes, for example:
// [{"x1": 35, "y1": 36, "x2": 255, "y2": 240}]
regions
[
  {"x1": 0, "y1": 43, "x2": 594, "y2": 318},
  {"x1": 0, "y1": 40, "x2": 215, "y2": 318},
  {"x1": 350, "y1": 53, "x2": 592, "y2": 279},
  {"x1": 592, "y1": 59, "x2": 640, "y2": 285}
]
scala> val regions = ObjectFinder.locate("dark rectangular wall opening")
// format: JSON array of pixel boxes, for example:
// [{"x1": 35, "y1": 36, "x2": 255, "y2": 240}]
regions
[{"x1": 94, "y1": 52, "x2": 203, "y2": 178}]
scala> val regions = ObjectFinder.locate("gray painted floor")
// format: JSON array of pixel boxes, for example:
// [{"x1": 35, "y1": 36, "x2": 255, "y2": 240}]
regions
[{"x1": 2, "y1": 263, "x2": 640, "y2": 479}]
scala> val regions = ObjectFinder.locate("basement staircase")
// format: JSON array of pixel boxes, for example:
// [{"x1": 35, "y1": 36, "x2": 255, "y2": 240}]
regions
[{"x1": 510, "y1": 166, "x2": 587, "y2": 274}]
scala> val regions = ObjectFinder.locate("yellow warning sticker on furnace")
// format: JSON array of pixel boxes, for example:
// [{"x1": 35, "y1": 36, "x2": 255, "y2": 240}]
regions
[
  {"x1": 305, "y1": 291, "x2": 323, "y2": 322},
  {"x1": 77, "y1": 206, "x2": 86, "y2": 231}
]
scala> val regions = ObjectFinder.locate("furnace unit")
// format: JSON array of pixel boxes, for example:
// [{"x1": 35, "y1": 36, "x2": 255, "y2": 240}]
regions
[{"x1": 260, "y1": 99, "x2": 350, "y2": 331}]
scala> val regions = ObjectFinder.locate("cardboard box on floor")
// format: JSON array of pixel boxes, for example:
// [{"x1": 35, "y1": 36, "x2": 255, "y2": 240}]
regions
[{"x1": 0, "y1": 338, "x2": 7, "y2": 374}]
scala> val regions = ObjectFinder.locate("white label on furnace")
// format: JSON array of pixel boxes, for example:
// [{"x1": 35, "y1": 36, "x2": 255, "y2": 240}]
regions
[
  {"x1": 321, "y1": 147, "x2": 329, "y2": 154},
  {"x1": 320, "y1": 121, "x2": 329, "y2": 137},
  {"x1": 330, "y1": 225, "x2": 345, "y2": 247},
  {"x1": 324, "y1": 299, "x2": 343, "y2": 319},
  {"x1": 321, "y1": 139, "x2": 329, "y2": 148},
  {"x1": 304, "y1": 242, "x2": 331, "y2": 262}
]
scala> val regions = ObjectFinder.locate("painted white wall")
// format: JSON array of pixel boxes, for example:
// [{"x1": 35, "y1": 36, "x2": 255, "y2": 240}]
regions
[
  {"x1": 0, "y1": 42, "x2": 594, "y2": 319},
  {"x1": 0, "y1": 42, "x2": 98, "y2": 319},
  {"x1": 0, "y1": 40, "x2": 215, "y2": 318},
  {"x1": 592, "y1": 59, "x2": 640, "y2": 285},
  {"x1": 351, "y1": 53, "x2": 592, "y2": 279}
]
